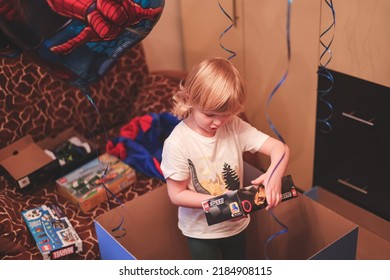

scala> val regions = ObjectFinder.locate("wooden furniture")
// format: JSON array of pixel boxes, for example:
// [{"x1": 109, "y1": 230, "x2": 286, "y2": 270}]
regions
[{"x1": 314, "y1": 69, "x2": 390, "y2": 222}]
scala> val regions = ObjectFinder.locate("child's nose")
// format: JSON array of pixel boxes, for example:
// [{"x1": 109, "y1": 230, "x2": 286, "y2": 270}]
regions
[{"x1": 213, "y1": 118, "x2": 222, "y2": 125}]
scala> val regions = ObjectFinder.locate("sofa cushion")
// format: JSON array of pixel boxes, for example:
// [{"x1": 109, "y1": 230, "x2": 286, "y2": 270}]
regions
[{"x1": 0, "y1": 44, "x2": 148, "y2": 149}]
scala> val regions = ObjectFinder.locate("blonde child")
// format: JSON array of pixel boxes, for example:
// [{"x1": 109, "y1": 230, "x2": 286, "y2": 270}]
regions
[{"x1": 161, "y1": 57, "x2": 290, "y2": 260}]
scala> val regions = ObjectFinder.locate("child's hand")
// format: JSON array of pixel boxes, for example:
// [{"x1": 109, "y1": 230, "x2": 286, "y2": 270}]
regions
[
  {"x1": 263, "y1": 178, "x2": 282, "y2": 211},
  {"x1": 251, "y1": 173, "x2": 282, "y2": 211},
  {"x1": 251, "y1": 173, "x2": 266, "y2": 186}
]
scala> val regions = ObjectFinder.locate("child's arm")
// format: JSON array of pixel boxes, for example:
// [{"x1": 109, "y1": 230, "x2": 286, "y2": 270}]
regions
[
  {"x1": 166, "y1": 178, "x2": 214, "y2": 208},
  {"x1": 251, "y1": 137, "x2": 290, "y2": 210}
]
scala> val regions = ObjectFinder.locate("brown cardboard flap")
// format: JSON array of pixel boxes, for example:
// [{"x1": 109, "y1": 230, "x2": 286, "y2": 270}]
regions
[
  {"x1": 0, "y1": 135, "x2": 34, "y2": 162},
  {"x1": 0, "y1": 137, "x2": 53, "y2": 179},
  {"x1": 96, "y1": 185, "x2": 191, "y2": 260},
  {"x1": 246, "y1": 194, "x2": 359, "y2": 259}
]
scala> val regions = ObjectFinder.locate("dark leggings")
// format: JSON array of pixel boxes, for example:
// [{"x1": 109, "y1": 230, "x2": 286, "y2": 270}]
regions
[{"x1": 186, "y1": 231, "x2": 246, "y2": 260}]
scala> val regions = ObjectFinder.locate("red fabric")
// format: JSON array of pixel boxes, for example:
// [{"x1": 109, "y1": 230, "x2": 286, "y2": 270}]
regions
[
  {"x1": 106, "y1": 141, "x2": 127, "y2": 160},
  {"x1": 119, "y1": 114, "x2": 153, "y2": 139}
]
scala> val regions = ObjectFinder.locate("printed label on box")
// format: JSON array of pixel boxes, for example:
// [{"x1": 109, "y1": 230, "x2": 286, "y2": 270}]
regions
[{"x1": 18, "y1": 176, "x2": 30, "y2": 189}]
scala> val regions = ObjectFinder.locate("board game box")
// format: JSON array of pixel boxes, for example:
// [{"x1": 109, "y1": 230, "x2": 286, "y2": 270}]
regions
[
  {"x1": 201, "y1": 175, "x2": 298, "y2": 225},
  {"x1": 21, "y1": 204, "x2": 82, "y2": 260},
  {"x1": 56, "y1": 153, "x2": 136, "y2": 213}
]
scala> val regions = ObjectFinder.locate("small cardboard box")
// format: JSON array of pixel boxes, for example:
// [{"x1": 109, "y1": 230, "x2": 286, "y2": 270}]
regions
[
  {"x1": 0, "y1": 128, "x2": 97, "y2": 189},
  {"x1": 56, "y1": 153, "x2": 136, "y2": 213},
  {"x1": 21, "y1": 204, "x2": 83, "y2": 260},
  {"x1": 201, "y1": 175, "x2": 298, "y2": 225}
]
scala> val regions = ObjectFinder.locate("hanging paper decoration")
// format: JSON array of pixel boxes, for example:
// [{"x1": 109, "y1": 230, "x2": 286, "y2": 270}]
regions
[
  {"x1": 263, "y1": 0, "x2": 293, "y2": 260},
  {"x1": 218, "y1": 0, "x2": 236, "y2": 60},
  {"x1": 317, "y1": 0, "x2": 336, "y2": 133}
]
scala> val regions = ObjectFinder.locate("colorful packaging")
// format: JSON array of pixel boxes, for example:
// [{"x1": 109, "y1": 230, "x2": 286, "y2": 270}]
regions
[
  {"x1": 202, "y1": 175, "x2": 298, "y2": 225},
  {"x1": 21, "y1": 204, "x2": 82, "y2": 260},
  {"x1": 56, "y1": 153, "x2": 136, "y2": 213}
]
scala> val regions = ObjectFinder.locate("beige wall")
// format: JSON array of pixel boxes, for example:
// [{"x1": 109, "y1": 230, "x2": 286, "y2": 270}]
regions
[
  {"x1": 142, "y1": 0, "x2": 185, "y2": 72},
  {"x1": 180, "y1": 0, "x2": 245, "y2": 73},
  {"x1": 323, "y1": 0, "x2": 390, "y2": 87}
]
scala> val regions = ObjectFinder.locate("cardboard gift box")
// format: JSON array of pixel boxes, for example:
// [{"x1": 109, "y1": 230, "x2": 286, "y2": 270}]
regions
[
  {"x1": 201, "y1": 175, "x2": 298, "y2": 225},
  {"x1": 94, "y1": 163, "x2": 358, "y2": 260},
  {"x1": 21, "y1": 204, "x2": 83, "y2": 260},
  {"x1": 94, "y1": 185, "x2": 359, "y2": 260},
  {"x1": 0, "y1": 128, "x2": 97, "y2": 189},
  {"x1": 56, "y1": 153, "x2": 136, "y2": 213}
]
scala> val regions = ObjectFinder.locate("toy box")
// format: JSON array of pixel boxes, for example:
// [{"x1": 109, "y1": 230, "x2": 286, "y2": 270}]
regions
[
  {"x1": 56, "y1": 153, "x2": 136, "y2": 213},
  {"x1": 0, "y1": 128, "x2": 97, "y2": 190},
  {"x1": 201, "y1": 175, "x2": 299, "y2": 225},
  {"x1": 21, "y1": 204, "x2": 82, "y2": 260}
]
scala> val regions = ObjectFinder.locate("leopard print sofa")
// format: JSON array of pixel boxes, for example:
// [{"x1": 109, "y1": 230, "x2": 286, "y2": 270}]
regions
[{"x1": 0, "y1": 44, "x2": 181, "y2": 259}]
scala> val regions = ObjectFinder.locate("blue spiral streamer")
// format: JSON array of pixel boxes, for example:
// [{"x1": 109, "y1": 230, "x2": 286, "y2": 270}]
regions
[
  {"x1": 82, "y1": 87, "x2": 127, "y2": 238},
  {"x1": 317, "y1": 0, "x2": 336, "y2": 133},
  {"x1": 218, "y1": 1, "x2": 236, "y2": 60},
  {"x1": 263, "y1": 0, "x2": 293, "y2": 260}
]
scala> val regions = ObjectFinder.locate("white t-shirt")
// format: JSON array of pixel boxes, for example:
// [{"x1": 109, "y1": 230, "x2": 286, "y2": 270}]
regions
[{"x1": 161, "y1": 116, "x2": 269, "y2": 239}]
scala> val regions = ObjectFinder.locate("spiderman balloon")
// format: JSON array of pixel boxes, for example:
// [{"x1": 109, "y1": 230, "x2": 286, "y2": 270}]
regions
[{"x1": 0, "y1": 0, "x2": 164, "y2": 88}]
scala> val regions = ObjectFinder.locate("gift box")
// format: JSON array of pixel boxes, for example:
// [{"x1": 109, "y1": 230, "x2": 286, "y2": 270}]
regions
[
  {"x1": 21, "y1": 204, "x2": 82, "y2": 260},
  {"x1": 56, "y1": 153, "x2": 136, "y2": 213},
  {"x1": 94, "y1": 164, "x2": 358, "y2": 260}
]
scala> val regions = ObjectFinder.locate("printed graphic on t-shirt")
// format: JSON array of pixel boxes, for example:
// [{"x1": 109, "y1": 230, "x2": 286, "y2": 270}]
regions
[
  {"x1": 222, "y1": 163, "x2": 240, "y2": 191},
  {"x1": 188, "y1": 159, "x2": 240, "y2": 196}
]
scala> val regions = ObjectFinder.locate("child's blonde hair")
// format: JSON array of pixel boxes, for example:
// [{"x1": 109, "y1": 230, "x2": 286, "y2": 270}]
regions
[{"x1": 173, "y1": 57, "x2": 246, "y2": 119}]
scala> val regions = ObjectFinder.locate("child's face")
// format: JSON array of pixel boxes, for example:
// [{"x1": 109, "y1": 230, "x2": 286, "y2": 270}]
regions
[{"x1": 189, "y1": 108, "x2": 233, "y2": 137}]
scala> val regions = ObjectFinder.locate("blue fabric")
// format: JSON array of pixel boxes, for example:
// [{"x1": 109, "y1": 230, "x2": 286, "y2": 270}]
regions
[{"x1": 108, "y1": 112, "x2": 179, "y2": 180}]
